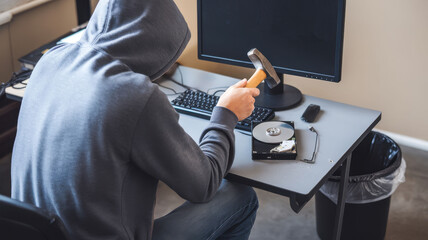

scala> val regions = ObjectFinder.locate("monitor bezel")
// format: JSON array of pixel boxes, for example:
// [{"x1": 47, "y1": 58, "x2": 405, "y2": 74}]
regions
[{"x1": 197, "y1": 0, "x2": 346, "y2": 83}]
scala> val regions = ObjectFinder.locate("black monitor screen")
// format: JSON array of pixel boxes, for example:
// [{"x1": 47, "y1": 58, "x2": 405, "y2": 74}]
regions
[{"x1": 198, "y1": 0, "x2": 345, "y2": 82}]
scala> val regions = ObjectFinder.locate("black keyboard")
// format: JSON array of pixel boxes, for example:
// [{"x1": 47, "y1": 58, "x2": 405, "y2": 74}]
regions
[{"x1": 171, "y1": 89, "x2": 275, "y2": 132}]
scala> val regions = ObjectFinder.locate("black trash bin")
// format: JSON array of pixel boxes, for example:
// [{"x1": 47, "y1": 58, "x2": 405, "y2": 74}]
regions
[{"x1": 316, "y1": 131, "x2": 406, "y2": 240}]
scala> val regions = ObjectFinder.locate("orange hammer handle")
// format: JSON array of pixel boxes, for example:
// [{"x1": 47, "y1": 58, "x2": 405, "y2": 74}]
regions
[{"x1": 246, "y1": 69, "x2": 267, "y2": 88}]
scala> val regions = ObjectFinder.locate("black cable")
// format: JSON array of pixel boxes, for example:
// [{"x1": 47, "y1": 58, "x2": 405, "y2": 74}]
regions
[
  {"x1": 0, "y1": 69, "x2": 32, "y2": 98},
  {"x1": 155, "y1": 83, "x2": 185, "y2": 96},
  {"x1": 155, "y1": 83, "x2": 177, "y2": 93},
  {"x1": 206, "y1": 86, "x2": 228, "y2": 95},
  {"x1": 212, "y1": 89, "x2": 226, "y2": 96},
  {"x1": 177, "y1": 65, "x2": 184, "y2": 86},
  {"x1": 302, "y1": 127, "x2": 319, "y2": 163},
  {"x1": 159, "y1": 65, "x2": 230, "y2": 97},
  {"x1": 168, "y1": 78, "x2": 194, "y2": 91},
  {"x1": 161, "y1": 65, "x2": 198, "y2": 92}
]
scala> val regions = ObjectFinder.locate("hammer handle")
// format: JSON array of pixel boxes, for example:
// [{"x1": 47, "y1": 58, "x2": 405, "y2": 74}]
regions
[{"x1": 246, "y1": 69, "x2": 267, "y2": 88}]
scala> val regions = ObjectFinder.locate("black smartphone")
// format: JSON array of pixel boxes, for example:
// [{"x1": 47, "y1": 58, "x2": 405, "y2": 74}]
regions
[{"x1": 301, "y1": 104, "x2": 320, "y2": 123}]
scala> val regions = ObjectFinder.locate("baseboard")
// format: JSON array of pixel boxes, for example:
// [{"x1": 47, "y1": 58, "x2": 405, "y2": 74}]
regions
[{"x1": 374, "y1": 128, "x2": 428, "y2": 151}]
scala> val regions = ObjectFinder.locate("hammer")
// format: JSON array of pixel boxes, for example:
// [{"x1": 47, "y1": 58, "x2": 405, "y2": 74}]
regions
[{"x1": 245, "y1": 48, "x2": 281, "y2": 89}]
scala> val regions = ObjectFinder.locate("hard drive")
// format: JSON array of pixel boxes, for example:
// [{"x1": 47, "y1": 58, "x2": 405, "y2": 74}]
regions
[{"x1": 251, "y1": 121, "x2": 297, "y2": 160}]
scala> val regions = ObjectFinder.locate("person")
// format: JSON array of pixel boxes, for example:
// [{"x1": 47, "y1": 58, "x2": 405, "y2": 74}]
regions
[{"x1": 11, "y1": 0, "x2": 260, "y2": 239}]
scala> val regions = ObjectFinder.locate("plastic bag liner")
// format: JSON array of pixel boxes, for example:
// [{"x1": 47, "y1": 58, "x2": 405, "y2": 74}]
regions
[{"x1": 320, "y1": 131, "x2": 406, "y2": 204}]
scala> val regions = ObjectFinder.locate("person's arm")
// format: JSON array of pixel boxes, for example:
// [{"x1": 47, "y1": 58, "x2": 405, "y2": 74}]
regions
[{"x1": 130, "y1": 80, "x2": 259, "y2": 202}]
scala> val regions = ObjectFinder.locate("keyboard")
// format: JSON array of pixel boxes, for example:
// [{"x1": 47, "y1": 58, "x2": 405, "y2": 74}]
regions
[{"x1": 171, "y1": 89, "x2": 275, "y2": 132}]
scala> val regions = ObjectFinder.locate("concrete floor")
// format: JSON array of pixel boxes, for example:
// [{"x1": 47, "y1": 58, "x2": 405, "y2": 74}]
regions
[
  {"x1": 2, "y1": 144, "x2": 426, "y2": 239},
  {"x1": 154, "y1": 145, "x2": 428, "y2": 239}
]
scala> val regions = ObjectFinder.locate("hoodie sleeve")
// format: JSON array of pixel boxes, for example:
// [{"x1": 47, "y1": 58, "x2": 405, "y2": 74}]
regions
[{"x1": 130, "y1": 87, "x2": 238, "y2": 203}]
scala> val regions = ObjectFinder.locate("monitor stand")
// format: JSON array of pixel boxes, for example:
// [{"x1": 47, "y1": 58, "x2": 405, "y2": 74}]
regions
[{"x1": 254, "y1": 73, "x2": 302, "y2": 110}]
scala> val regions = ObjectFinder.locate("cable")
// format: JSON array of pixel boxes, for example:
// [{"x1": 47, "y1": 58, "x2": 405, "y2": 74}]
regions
[
  {"x1": 155, "y1": 83, "x2": 180, "y2": 96},
  {"x1": 177, "y1": 65, "x2": 184, "y2": 86},
  {"x1": 212, "y1": 89, "x2": 226, "y2": 96},
  {"x1": 0, "y1": 69, "x2": 32, "y2": 98},
  {"x1": 206, "y1": 86, "x2": 229, "y2": 95},
  {"x1": 159, "y1": 65, "x2": 230, "y2": 97},
  {"x1": 162, "y1": 66, "x2": 199, "y2": 92},
  {"x1": 168, "y1": 79, "x2": 194, "y2": 91},
  {"x1": 301, "y1": 126, "x2": 319, "y2": 164}
]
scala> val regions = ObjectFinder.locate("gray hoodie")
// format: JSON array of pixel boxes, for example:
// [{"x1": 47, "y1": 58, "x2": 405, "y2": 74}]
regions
[{"x1": 11, "y1": 0, "x2": 238, "y2": 239}]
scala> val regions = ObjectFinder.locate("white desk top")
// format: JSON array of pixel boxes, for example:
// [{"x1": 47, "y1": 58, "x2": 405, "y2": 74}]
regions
[
  {"x1": 5, "y1": 79, "x2": 27, "y2": 100},
  {"x1": 162, "y1": 66, "x2": 381, "y2": 204},
  {"x1": 7, "y1": 66, "x2": 381, "y2": 211}
]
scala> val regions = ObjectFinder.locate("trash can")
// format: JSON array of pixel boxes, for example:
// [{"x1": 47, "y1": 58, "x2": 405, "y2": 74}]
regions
[{"x1": 316, "y1": 131, "x2": 406, "y2": 240}]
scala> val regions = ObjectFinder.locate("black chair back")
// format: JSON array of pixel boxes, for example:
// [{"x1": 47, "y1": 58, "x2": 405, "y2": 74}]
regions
[{"x1": 0, "y1": 194, "x2": 69, "y2": 240}]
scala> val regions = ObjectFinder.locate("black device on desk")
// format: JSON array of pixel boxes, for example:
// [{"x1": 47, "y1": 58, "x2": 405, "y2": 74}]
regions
[
  {"x1": 301, "y1": 104, "x2": 321, "y2": 123},
  {"x1": 198, "y1": 0, "x2": 346, "y2": 110},
  {"x1": 19, "y1": 27, "x2": 86, "y2": 69},
  {"x1": 18, "y1": 0, "x2": 91, "y2": 69},
  {"x1": 171, "y1": 89, "x2": 274, "y2": 132},
  {"x1": 251, "y1": 121, "x2": 297, "y2": 160}
]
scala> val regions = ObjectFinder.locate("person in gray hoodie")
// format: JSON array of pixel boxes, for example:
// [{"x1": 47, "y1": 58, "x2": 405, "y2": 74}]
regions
[{"x1": 11, "y1": 0, "x2": 260, "y2": 239}]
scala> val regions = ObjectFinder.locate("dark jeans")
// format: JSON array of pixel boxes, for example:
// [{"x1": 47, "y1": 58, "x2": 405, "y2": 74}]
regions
[{"x1": 152, "y1": 180, "x2": 259, "y2": 240}]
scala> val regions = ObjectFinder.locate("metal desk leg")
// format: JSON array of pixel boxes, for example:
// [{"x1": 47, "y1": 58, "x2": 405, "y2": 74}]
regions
[
  {"x1": 290, "y1": 193, "x2": 310, "y2": 213},
  {"x1": 333, "y1": 154, "x2": 351, "y2": 240}
]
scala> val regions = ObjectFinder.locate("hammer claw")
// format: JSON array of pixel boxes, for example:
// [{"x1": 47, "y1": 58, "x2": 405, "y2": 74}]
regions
[{"x1": 246, "y1": 48, "x2": 281, "y2": 89}]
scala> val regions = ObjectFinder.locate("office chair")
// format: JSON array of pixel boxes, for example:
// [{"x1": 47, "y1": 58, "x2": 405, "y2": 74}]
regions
[{"x1": 0, "y1": 194, "x2": 69, "y2": 240}]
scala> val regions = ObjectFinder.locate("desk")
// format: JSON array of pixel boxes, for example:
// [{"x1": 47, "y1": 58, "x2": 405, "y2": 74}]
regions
[
  {"x1": 7, "y1": 66, "x2": 381, "y2": 240},
  {"x1": 5, "y1": 80, "x2": 27, "y2": 102}
]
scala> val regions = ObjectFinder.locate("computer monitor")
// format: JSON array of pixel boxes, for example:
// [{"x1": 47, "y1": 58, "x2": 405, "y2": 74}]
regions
[
  {"x1": 198, "y1": 0, "x2": 346, "y2": 110},
  {"x1": 75, "y1": 0, "x2": 91, "y2": 25}
]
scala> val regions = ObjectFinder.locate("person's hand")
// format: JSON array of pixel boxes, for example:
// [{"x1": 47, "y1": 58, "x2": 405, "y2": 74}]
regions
[{"x1": 217, "y1": 79, "x2": 260, "y2": 121}]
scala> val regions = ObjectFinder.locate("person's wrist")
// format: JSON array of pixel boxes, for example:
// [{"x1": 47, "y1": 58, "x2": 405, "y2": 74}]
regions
[{"x1": 211, "y1": 106, "x2": 238, "y2": 129}]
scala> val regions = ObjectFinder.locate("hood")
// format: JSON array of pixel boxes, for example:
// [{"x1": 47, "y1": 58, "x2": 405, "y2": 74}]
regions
[{"x1": 81, "y1": 0, "x2": 190, "y2": 80}]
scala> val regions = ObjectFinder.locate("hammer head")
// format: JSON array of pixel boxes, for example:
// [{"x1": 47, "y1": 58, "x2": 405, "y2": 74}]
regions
[{"x1": 247, "y1": 48, "x2": 281, "y2": 89}]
